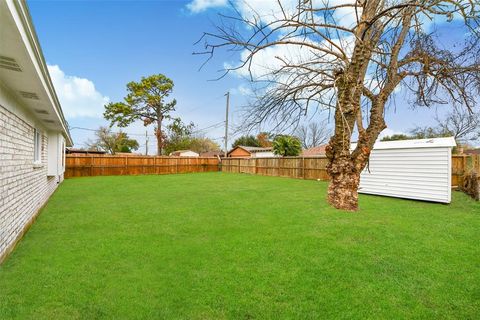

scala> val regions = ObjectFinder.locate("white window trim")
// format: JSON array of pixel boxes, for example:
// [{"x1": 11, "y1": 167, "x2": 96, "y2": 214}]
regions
[{"x1": 33, "y1": 128, "x2": 43, "y2": 167}]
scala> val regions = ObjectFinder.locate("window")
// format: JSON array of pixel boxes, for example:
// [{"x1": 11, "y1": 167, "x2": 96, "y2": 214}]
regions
[
  {"x1": 61, "y1": 141, "x2": 65, "y2": 168},
  {"x1": 34, "y1": 128, "x2": 42, "y2": 163}
]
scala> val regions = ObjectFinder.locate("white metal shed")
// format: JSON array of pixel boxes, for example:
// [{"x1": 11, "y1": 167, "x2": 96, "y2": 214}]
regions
[{"x1": 353, "y1": 137, "x2": 456, "y2": 203}]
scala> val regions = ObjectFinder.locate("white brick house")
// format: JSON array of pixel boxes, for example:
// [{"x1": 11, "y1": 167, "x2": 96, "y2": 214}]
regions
[{"x1": 0, "y1": 0, "x2": 73, "y2": 262}]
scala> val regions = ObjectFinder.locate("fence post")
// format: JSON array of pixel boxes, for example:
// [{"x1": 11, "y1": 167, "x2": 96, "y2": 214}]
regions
[
  {"x1": 302, "y1": 157, "x2": 305, "y2": 179},
  {"x1": 90, "y1": 156, "x2": 94, "y2": 176}
]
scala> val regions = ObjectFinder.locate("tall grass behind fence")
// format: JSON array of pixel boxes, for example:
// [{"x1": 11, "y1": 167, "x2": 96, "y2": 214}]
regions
[
  {"x1": 65, "y1": 155, "x2": 220, "y2": 178},
  {"x1": 221, "y1": 157, "x2": 329, "y2": 180}
]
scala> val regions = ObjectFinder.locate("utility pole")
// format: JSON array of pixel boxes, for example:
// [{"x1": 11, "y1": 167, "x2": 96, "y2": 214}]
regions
[
  {"x1": 224, "y1": 91, "x2": 230, "y2": 157},
  {"x1": 145, "y1": 130, "x2": 149, "y2": 156}
]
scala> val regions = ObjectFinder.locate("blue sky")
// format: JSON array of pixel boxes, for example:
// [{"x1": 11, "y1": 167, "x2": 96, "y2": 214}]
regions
[{"x1": 28, "y1": 0, "x2": 466, "y2": 153}]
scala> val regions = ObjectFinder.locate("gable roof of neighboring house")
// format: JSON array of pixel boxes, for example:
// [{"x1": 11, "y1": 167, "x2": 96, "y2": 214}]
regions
[
  {"x1": 227, "y1": 145, "x2": 273, "y2": 156},
  {"x1": 0, "y1": 0, "x2": 72, "y2": 145},
  {"x1": 302, "y1": 144, "x2": 328, "y2": 157}
]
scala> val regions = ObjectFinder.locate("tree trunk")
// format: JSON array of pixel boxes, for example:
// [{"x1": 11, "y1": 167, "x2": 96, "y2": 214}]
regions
[
  {"x1": 326, "y1": 155, "x2": 361, "y2": 211},
  {"x1": 325, "y1": 74, "x2": 362, "y2": 211},
  {"x1": 156, "y1": 118, "x2": 163, "y2": 156}
]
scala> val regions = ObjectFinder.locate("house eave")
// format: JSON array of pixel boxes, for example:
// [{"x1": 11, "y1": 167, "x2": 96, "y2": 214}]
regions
[{"x1": 2, "y1": 0, "x2": 73, "y2": 146}]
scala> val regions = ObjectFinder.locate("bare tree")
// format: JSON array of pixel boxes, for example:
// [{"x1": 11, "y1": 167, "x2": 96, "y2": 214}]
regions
[
  {"x1": 296, "y1": 120, "x2": 331, "y2": 149},
  {"x1": 435, "y1": 108, "x2": 480, "y2": 143},
  {"x1": 86, "y1": 127, "x2": 139, "y2": 155},
  {"x1": 196, "y1": 0, "x2": 480, "y2": 210},
  {"x1": 406, "y1": 108, "x2": 480, "y2": 143}
]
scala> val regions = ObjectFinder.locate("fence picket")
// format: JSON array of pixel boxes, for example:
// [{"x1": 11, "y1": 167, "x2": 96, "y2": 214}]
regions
[
  {"x1": 66, "y1": 154, "x2": 479, "y2": 184},
  {"x1": 222, "y1": 155, "x2": 479, "y2": 186},
  {"x1": 65, "y1": 155, "x2": 220, "y2": 178}
]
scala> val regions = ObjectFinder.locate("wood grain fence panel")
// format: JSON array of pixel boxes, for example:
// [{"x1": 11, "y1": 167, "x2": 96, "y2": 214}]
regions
[
  {"x1": 65, "y1": 155, "x2": 220, "y2": 178},
  {"x1": 222, "y1": 155, "x2": 472, "y2": 185},
  {"x1": 221, "y1": 156, "x2": 329, "y2": 181},
  {"x1": 452, "y1": 154, "x2": 480, "y2": 187},
  {"x1": 68, "y1": 154, "x2": 475, "y2": 184},
  {"x1": 452, "y1": 155, "x2": 464, "y2": 187}
]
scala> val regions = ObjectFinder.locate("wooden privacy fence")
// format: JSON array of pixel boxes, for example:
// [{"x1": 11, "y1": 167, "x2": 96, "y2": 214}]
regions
[
  {"x1": 223, "y1": 154, "x2": 480, "y2": 186},
  {"x1": 65, "y1": 155, "x2": 220, "y2": 178},
  {"x1": 452, "y1": 154, "x2": 480, "y2": 187},
  {"x1": 221, "y1": 157, "x2": 329, "y2": 180},
  {"x1": 66, "y1": 154, "x2": 479, "y2": 185}
]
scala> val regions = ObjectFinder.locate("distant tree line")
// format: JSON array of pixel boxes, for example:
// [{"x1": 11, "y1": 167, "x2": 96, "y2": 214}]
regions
[{"x1": 382, "y1": 109, "x2": 480, "y2": 146}]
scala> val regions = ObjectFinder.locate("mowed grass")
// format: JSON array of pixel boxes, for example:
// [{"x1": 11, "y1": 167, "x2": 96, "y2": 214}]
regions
[{"x1": 0, "y1": 173, "x2": 479, "y2": 319}]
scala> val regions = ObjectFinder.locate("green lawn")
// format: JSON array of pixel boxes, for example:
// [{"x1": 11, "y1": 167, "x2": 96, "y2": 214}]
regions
[{"x1": 1, "y1": 173, "x2": 479, "y2": 319}]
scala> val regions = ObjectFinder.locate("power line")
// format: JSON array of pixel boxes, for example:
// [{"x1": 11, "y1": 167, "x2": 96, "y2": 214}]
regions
[
  {"x1": 190, "y1": 121, "x2": 225, "y2": 134},
  {"x1": 69, "y1": 121, "x2": 227, "y2": 137},
  {"x1": 69, "y1": 126, "x2": 156, "y2": 137}
]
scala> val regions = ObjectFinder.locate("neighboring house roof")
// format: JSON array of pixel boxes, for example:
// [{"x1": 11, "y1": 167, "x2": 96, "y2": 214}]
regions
[
  {"x1": 227, "y1": 145, "x2": 273, "y2": 156},
  {"x1": 241, "y1": 146, "x2": 273, "y2": 152},
  {"x1": 115, "y1": 152, "x2": 142, "y2": 156},
  {"x1": 66, "y1": 148, "x2": 106, "y2": 155},
  {"x1": 465, "y1": 148, "x2": 480, "y2": 155},
  {"x1": 0, "y1": 0, "x2": 72, "y2": 146},
  {"x1": 302, "y1": 144, "x2": 328, "y2": 157},
  {"x1": 169, "y1": 150, "x2": 199, "y2": 157},
  {"x1": 200, "y1": 151, "x2": 225, "y2": 157}
]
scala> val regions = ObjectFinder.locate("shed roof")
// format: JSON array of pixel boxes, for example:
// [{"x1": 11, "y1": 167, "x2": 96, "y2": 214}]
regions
[{"x1": 351, "y1": 137, "x2": 456, "y2": 151}]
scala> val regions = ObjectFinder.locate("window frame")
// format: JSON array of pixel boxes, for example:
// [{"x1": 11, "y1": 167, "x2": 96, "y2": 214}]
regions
[{"x1": 33, "y1": 128, "x2": 42, "y2": 164}]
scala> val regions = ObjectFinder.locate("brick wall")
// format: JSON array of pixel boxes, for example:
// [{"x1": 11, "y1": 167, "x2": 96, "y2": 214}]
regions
[{"x1": 0, "y1": 104, "x2": 62, "y2": 261}]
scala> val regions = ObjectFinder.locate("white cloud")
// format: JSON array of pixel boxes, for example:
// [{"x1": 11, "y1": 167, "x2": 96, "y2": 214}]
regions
[
  {"x1": 186, "y1": 0, "x2": 227, "y2": 13},
  {"x1": 234, "y1": 0, "x2": 298, "y2": 24},
  {"x1": 225, "y1": 34, "x2": 354, "y2": 81},
  {"x1": 187, "y1": 0, "x2": 359, "y2": 27},
  {"x1": 48, "y1": 64, "x2": 109, "y2": 119},
  {"x1": 230, "y1": 84, "x2": 253, "y2": 96}
]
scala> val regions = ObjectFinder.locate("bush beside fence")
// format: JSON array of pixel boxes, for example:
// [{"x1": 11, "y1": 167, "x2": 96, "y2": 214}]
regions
[{"x1": 65, "y1": 155, "x2": 219, "y2": 178}]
